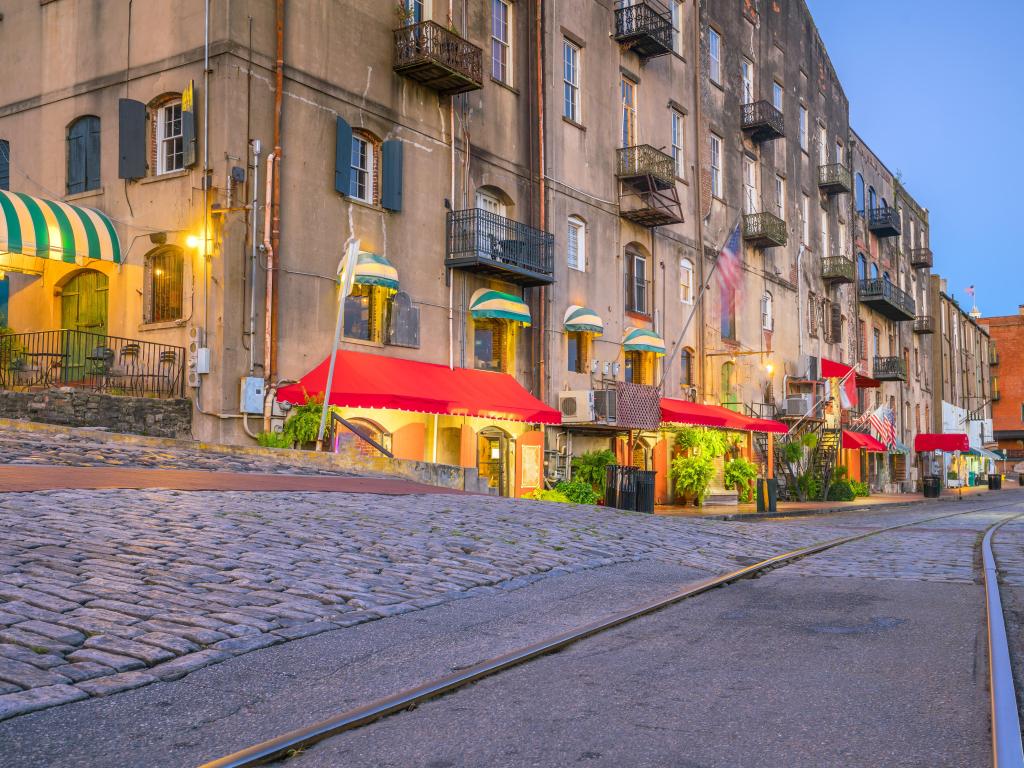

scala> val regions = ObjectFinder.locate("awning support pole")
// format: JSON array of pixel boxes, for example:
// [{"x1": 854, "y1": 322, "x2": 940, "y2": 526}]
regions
[
  {"x1": 316, "y1": 239, "x2": 359, "y2": 450},
  {"x1": 432, "y1": 414, "x2": 439, "y2": 463}
]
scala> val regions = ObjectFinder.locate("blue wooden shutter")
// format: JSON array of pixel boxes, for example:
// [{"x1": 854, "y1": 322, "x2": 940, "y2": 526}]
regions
[
  {"x1": 67, "y1": 119, "x2": 86, "y2": 194},
  {"x1": 118, "y1": 99, "x2": 147, "y2": 179},
  {"x1": 381, "y1": 139, "x2": 403, "y2": 212},
  {"x1": 335, "y1": 117, "x2": 353, "y2": 195},
  {"x1": 0, "y1": 140, "x2": 9, "y2": 191},
  {"x1": 85, "y1": 117, "x2": 101, "y2": 191}
]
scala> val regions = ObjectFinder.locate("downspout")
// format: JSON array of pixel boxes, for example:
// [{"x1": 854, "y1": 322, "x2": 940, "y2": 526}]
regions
[
  {"x1": 691, "y1": 0, "x2": 706, "y2": 400},
  {"x1": 448, "y1": 0, "x2": 456, "y2": 370},
  {"x1": 262, "y1": 151, "x2": 275, "y2": 430},
  {"x1": 248, "y1": 139, "x2": 261, "y2": 374},
  {"x1": 269, "y1": 0, "x2": 284, "y2": 382},
  {"x1": 535, "y1": 0, "x2": 546, "y2": 401},
  {"x1": 202, "y1": 0, "x2": 210, "y2": 337}
]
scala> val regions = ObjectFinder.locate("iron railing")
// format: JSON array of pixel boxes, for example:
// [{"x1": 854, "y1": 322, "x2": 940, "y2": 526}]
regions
[
  {"x1": 867, "y1": 206, "x2": 901, "y2": 236},
  {"x1": 743, "y1": 212, "x2": 787, "y2": 247},
  {"x1": 818, "y1": 163, "x2": 853, "y2": 194},
  {"x1": 873, "y1": 355, "x2": 908, "y2": 381},
  {"x1": 0, "y1": 329, "x2": 186, "y2": 398},
  {"x1": 445, "y1": 208, "x2": 554, "y2": 280},
  {"x1": 613, "y1": 0, "x2": 673, "y2": 57},
  {"x1": 624, "y1": 274, "x2": 652, "y2": 316},
  {"x1": 909, "y1": 247, "x2": 933, "y2": 269},
  {"x1": 859, "y1": 278, "x2": 916, "y2": 316},
  {"x1": 821, "y1": 255, "x2": 856, "y2": 283},
  {"x1": 914, "y1": 315, "x2": 936, "y2": 334},
  {"x1": 616, "y1": 145, "x2": 675, "y2": 186},
  {"x1": 741, "y1": 100, "x2": 785, "y2": 141},
  {"x1": 393, "y1": 21, "x2": 483, "y2": 94}
]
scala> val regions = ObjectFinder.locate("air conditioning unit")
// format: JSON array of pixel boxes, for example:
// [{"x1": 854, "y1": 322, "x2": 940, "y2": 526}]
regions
[
  {"x1": 558, "y1": 390, "x2": 595, "y2": 424},
  {"x1": 806, "y1": 355, "x2": 819, "y2": 381},
  {"x1": 594, "y1": 388, "x2": 618, "y2": 423},
  {"x1": 784, "y1": 395, "x2": 812, "y2": 416}
]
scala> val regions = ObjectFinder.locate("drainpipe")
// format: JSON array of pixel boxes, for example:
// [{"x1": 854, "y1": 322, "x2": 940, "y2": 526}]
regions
[
  {"x1": 535, "y1": 0, "x2": 546, "y2": 401},
  {"x1": 262, "y1": 151, "x2": 275, "y2": 430},
  {"x1": 202, "y1": 0, "x2": 210, "y2": 338},
  {"x1": 447, "y1": 1, "x2": 456, "y2": 370},
  {"x1": 248, "y1": 139, "x2": 261, "y2": 375},
  {"x1": 691, "y1": 1, "x2": 706, "y2": 400},
  {"x1": 269, "y1": 0, "x2": 284, "y2": 382}
]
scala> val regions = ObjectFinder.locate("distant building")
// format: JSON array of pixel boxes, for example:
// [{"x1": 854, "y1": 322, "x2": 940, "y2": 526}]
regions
[{"x1": 979, "y1": 308, "x2": 1024, "y2": 461}]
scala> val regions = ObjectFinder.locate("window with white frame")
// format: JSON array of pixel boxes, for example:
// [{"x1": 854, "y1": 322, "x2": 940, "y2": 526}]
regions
[
  {"x1": 156, "y1": 100, "x2": 184, "y2": 175},
  {"x1": 772, "y1": 81, "x2": 784, "y2": 111},
  {"x1": 709, "y1": 133, "x2": 722, "y2": 198},
  {"x1": 818, "y1": 123, "x2": 828, "y2": 165},
  {"x1": 567, "y1": 215, "x2": 586, "y2": 271},
  {"x1": 838, "y1": 220, "x2": 848, "y2": 255},
  {"x1": 836, "y1": 140, "x2": 844, "y2": 166},
  {"x1": 774, "y1": 175, "x2": 785, "y2": 219},
  {"x1": 491, "y1": 0, "x2": 511, "y2": 84},
  {"x1": 349, "y1": 134, "x2": 374, "y2": 203},
  {"x1": 563, "y1": 39, "x2": 580, "y2": 123},
  {"x1": 671, "y1": 1, "x2": 684, "y2": 54},
  {"x1": 742, "y1": 157, "x2": 757, "y2": 215},
  {"x1": 671, "y1": 109, "x2": 684, "y2": 178},
  {"x1": 761, "y1": 291, "x2": 773, "y2": 330},
  {"x1": 741, "y1": 59, "x2": 754, "y2": 104},
  {"x1": 798, "y1": 105, "x2": 808, "y2": 152},
  {"x1": 680, "y1": 258, "x2": 693, "y2": 304},
  {"x1": 708, "y1": 28, "x2": 722, "y2": 85},
  {"x1": 620, "y1": 77, "x2": 637, "y2": 148},
  {"x1": 820, "y1": 206, "x2": 830, "y2": 256},
  {"x1": 801, "y1": 193, "x2": 810, "y2": 244}
]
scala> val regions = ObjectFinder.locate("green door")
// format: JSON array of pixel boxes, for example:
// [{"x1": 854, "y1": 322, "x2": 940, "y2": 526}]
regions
[{"x1": 60, "y1": 270, "x2": 108, "y2": 384}]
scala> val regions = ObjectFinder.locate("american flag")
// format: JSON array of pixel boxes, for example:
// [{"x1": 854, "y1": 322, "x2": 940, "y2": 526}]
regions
[
  {"x1": 868, "y1": 405, "x2": 896, "y2": 448},
  {"x1": 716, "y1": 224, "x2": 743, "y2": 296},
  {"x1": 966, "y1": 285, "x2": 975, "y2": 298}
]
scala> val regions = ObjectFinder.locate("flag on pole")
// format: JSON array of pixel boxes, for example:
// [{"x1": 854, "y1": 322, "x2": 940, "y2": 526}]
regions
[
  {"x1": 966, "y1": 285, "x2": 975, "y2": 298},
  {"x1": 339, "y1": 238, "x2": 360, "y2": 298},
  {"x1": 716, "y1": 224, "x2": 743, "y2": 296},
  {"x1": 838, "y1": 370, "x2": 857, "y2": 410},
  {"x1": 868, "y1": 405, "x2": 896, "y2": 448}
]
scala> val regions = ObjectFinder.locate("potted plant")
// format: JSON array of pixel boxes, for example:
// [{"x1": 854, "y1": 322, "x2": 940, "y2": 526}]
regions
[
  {"x1": 671, "y1": 453, "x2": 716, "y2": 506},
  {"x1": 724, "y1": 456, "x2": 758, "y2": 503}
]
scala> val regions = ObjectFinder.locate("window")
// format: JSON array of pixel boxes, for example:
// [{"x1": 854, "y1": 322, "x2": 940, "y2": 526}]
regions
[
  {"x1": 708, "y1": 28, "x2": 722, "y2": 84},
  {"x1": 67, "y1": 116, "x2": 101, "y2": 194},
  {"x1": 671, "y1": 110, "x2": 684, "y2": 178},
  {"x1": 563, "y1": 40, "x2": 580, "y2": 123},
  {"x1": 798, "y1": 106, "x2": 808, "y2": 151},
  {"x1": 817, "y1": 124, "x2": 827, "y2": 165},
  {"x1": 0, "y1": 139, "x2": 7, "y2": 191},
  {"x1": 838, "y1": 220, "x2": 848, "y2": 256},
  {"x1": 491, "y1": 0, "x2": 511, "y2": 84},
  {"x1": 720, "y1": 361, "x2": 736, "y2": 405},
  {"x1": 620, "y1": 77, "x2": 637, "y2": 147},
  {"x1": 671, "y1": 1, "x2": 684, "y2": 54},
  {"x1": 868, "y1": 186, "x2": 877, "y2": 212},
  {"x1": 801, "y1": 193, "x2": 810, "y2": 245},
  {"x1": 567, "y1": 216, "x2": 585, "y2": 271},
  {"x1": 625, "y1": 351, "x2": 651, "y2": 385},
  {"x1": 680, "y1": 347, "x2": 694, "y2": 387},
  {"x1": 626, "y1": 250, "x2": 648, "y2": 315},
  {"x1": 567, "y1": 331, "x2": 587, "y2": 373},
  {"x1": 680, "y1": 258, "x2": 693, "y2": 304},
  {"x1": 709, "y1": 133, "x2": 723, "y2": 198},
  {"x1": 858, "y1": 319, "x2": 867, "y2": 361},
  {"x1": 870, "y1": 262, "x2": 878, "y2": 280},
  {"x1": 474, "y1": 318, "x2": 510, "y2": 372},
  {"x1": 820, "y1": 207, "x2": 829, "y2": 256},
  {"x1": 761, "y1": 291, "x2": 773, "y2": 330},
  {"x1": 857, "y1": 252, "x2": 867, "y2": 280},
  {"x1": 720, "y1": 287, "x2": 736, "y2": 340},
  {"x1": 349, "y1": 134, "x2": 375, "y2": 203},
  {"x1": 772, "y1": 82, "x2": 784, "y2": 112},
  {"x1": 345, "y1": 285, "x2": 383, "y2": 342},
  {"x1": 156, "y1": 100, "x2": 184, "y2": 175},
  {"x1": 144, "y1": 247, "x2": 184, "y2": 323},
  {"x1": 872, "y1": 327, "x2": 881, "y2": 359},
  {"x1": 836, "y1": 141, "x2": 844, "y2": 166},
  {"x1": 808, "y1": 293, "x2": 818, "y2": 337},
  {"x1": 774, "y1": 175, "x2": 785, "y2": 218},
  {"x1": 742, "y1": 157, "x2": 757, "y2": 215},
  {"x1": 741, "y1": 59, "x2": 754, "y2": 104},
  {"x1": 402, "y1": 0, "x2": 424, "y2": 24},
  {"x1": 855, "y1": 173, "x2": 865, "y2": 213},
  {"x1": 476, "y1": 189, "x2": 505, "y2": 216}
]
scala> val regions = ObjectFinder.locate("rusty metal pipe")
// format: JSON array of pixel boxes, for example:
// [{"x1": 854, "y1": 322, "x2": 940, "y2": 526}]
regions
[{"x1": 269, "y1": 0, "x2": 284, "y2": 382}]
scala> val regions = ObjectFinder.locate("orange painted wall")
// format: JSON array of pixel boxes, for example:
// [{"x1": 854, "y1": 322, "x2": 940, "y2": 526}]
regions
[
  {"x1": 514, "y1": 430, "x2": 545, "y2": 498},
  {"x1": 842, "y1": 449, "x2": 863, "y2": 482},
  {"x1": 392, "y1": 422, "x2": 426, "y2": 462},
  {"x1": 459, "y1": 424, "x2": 476, "y2": 468},
  {"x1": 653, "y1": 437, "x2": 671, "y2": 504}
]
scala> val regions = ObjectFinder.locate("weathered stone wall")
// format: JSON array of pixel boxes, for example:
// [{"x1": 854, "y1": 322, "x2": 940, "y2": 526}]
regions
[{"x1": 0, "y1": 390, "x2": 192, "y2": 439}]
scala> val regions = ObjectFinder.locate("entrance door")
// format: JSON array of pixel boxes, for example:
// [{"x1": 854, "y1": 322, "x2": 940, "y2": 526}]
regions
[
  {"x1": 60, "y1": 269, "x2": 108, "y2": 384},
  {"x1": 478, "y1": 428, "x2": 510, "y2": 496}
]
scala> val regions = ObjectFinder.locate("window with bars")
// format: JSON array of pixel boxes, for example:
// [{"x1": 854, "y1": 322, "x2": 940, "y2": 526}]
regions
[
  {"x1": 144, "y1": 247, "x2": 184, "y2": 324},
  {"x1": 808, "y1": 293, "x2": 818, "y2": 337}
]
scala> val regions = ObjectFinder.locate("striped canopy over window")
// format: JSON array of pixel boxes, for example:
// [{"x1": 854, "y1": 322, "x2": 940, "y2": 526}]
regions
[
  {"x1": 352, "y1": 251, "x2": 399, "y2": 291},
  {"x1": 0, "y1": 190, "x2": 121, "y2": 275},
  {"x1": 563, "y1": 305, "x2": 603, "y2": 335},
  {"x1": 469, "y1": 288, "x2": 531, "y2": 326},
  {"x1": 623, "y1": 327, "x2": 666, "y2": 356}
]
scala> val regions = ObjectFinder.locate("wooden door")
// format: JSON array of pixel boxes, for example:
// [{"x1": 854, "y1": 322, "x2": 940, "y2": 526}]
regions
[{"x1": 60, "y1": 270, "x2": 108, "y2": 383}]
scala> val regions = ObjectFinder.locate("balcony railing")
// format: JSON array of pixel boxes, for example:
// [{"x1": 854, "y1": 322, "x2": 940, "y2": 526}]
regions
[
  {"x1": 858, "y1": 278, "x2": 916, "y2": 321},
  {"x1": 913, "y1": 315, "x2": 936, "y2": 334},
  {"x1": 909, "y1": 247, "x2": 933, "y2": 269},
  {"x1": 818, "y1": 163, "x2": 853, "y2": 195},
  {"x1": 821, "y1": 255, "x2": 856, "y2": 284},
  {"x1": 445, "y1": 209, "x2": 554, "y2": 287},
  {"x1": 624, "y1": 274, "x2": 652, "y2": 316},
  {"x1": 393, "y1": 21, "x2": 483, "y2": 95},
  {"x1": 613, "y1": 0, "x2": 673, "y2": 59},
  {"x1": 0, "y1": 330, "x2": 186, "y2": 398},
  {"x1": 873, "y1": 356, "x2": 907, "y2": 382},
  {"x1": 741, "y1": 101, "x2": 785, "y2": 142},
  {"x1": 743, "y1": 212, "x2": 787, "y2": 248},
  {"x1": 616, "y1": 145, "x2": 675, "y2": 187},
  {"x1": 615, "y1": 145, "x2": 683, "y2": 227},
  {"x1": 867, "y1": 206, "x2": 901, "y2": 237}
]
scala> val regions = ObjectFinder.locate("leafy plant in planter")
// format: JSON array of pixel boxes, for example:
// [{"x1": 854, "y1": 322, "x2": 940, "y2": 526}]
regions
[
  {"x1": 724, "y1": 457, "x2": 758, "y2": 503},
  {"x1": 571, "y1": 449, "x2": 615, "y2": 501},
  {"x1": 796, "y1": 472, "x2": 822, "y2": 501},
  {"x1": 671, "y1": 454, "x2": 716, "y2": 506},
  {"x1": 257, "y1": 430, "x2": 294, "y2": 449}
]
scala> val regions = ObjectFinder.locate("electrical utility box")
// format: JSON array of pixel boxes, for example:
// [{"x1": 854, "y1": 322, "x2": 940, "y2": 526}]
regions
[{"x1": 240, "y1": 376, "x2": 266, "y2": 414}]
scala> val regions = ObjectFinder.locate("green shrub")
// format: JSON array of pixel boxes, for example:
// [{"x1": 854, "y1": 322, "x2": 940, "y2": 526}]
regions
[
  {"x1": 827, "y1": 479, "x2": 856, "y2": 501},
  {"x1": 832, "y1": 465, "x2": 848, "y2": 481},
  {"x1": 257, "y1": 430, "x2": 294, "y2": 449},
  {"x1": 724, "y1": 457, "x2": 759, "y2": 503},
  {"x1": 781, "y1": 440, "x2": 804, "y2": 465},
  {"x1": 671, "y1": 454, "x2": 716, "y2": 505},
  {"x1": 673, "y1": 426, "x2": 728, "y2": 459},
  {"x1": 571, "y1": 449, "x2": 615, "y2": 501},
  {"x1": 796, "y1": 472, "x2": 822, "y2": 501},
  {"x1": 850, "y1": 480, "x2": 870, "y2": 497},
  {"x1": 524, "y1": 488, "x2": 571, "y2": 503},
  {"x1": 555, "y1": 479, "x2": 599, "y2": 505},
  {"x1": 800, "y1": 432, "x2": 819, "y2": 451},
  {"x1": 283, "y1": 398, "x2": 324, "y2": 445}
]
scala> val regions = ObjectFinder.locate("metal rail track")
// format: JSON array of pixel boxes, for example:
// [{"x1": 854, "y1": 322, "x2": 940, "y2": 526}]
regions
[{"x1": 200, "y1": 502, "x2": 1024, "y2": 768}]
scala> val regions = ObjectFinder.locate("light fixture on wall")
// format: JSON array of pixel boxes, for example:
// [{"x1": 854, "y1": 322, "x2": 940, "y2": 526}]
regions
[{"x1": 185, "y1": 234, "x2": 201, "y2": 249}]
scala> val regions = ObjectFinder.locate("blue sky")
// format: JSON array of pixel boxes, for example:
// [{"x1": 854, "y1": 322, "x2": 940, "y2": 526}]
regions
[{"x1": 806, "y1": 0, "x2": 1024, "y2": 317}]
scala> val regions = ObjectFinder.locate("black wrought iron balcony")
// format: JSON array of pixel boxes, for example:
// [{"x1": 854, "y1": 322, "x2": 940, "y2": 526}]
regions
[
  {"x1": 873, "y1": 356, "x2": 907, "y2": 382},
  {"x1": 909, "y1": 247, "x2": 933, "y2": 269},
  {"x1": 393, "y1": 21, "x2": 483, "y2": 95},
  {"x1": 743, "y1": 212, "x2": 787, "y2": 248},
  {"x1": 913, "y1": 315, "x2": 936, "y2": 334},
  {"x1": 821, "y1": 255, "x2": 856, "y2": 284},
  {"x1": 613, "y1": 0, "x2": 673, "y2": 59},
  {"x1": 867, "y1": 206, "x2": 901, "y2": 237},
  {"x1": 617, "y1": 145, "x2": 675, "y2": 188},
  {"x1": 818, "y1": 163, "x2": 852, "y2": 195},
  {"x1": 741, "y1": 101, "x2": 785, "y2": 143},
  {"x1": 616, "y1": 145, "x2": 683, "y2": 227},
  {"x1": 624, "y1": 274, "x2": 652, "y2": 317},
  {"x1": 445, "y1": 209, "x2": 554, "y2": 287},
  {"x1": 858, "y1": 278, "x2": 916, "y2": 321}
]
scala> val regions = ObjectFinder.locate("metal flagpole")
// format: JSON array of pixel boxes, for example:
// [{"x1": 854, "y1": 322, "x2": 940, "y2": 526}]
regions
[{"x1": 316, "y1": 238, "x2": 359, "y2": 450}]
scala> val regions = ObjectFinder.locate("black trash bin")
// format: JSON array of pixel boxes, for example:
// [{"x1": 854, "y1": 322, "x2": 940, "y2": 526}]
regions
[
  {"x1": 605, "y1": 465, "x2": 656, "y2": 513},
  {"x1": 923, "y1": 476, "x2": 941, "y2": 498},
  {"x1": 988, "y1": 474, "x2": 1003, "y2": 490},
  {"x1": 756, "y1": 478, "x2": 779, "y2": 513}
]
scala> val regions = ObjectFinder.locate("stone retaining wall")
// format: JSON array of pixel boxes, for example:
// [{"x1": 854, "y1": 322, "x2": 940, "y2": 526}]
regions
[{"x1": 0, "y1": 389, "x2": 192, "y2": 439}]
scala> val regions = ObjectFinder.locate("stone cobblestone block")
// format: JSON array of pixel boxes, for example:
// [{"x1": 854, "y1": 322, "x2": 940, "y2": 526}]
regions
[
  {"x1": 211, "y1": 633, "x2": 282, "y2": 655},
  {"x1": 0, "y1": 628, "x2": 73, "y2": 654},
  {"x1": 75, "y1": 670, "x2": 158, "y2": 697},
  {"x1": 149, "y1": 649, "x2": 232, "y2": 681},
  {"x1": 66, "y1": 649, "x2": 145, "y2": 672},
  {"x1": 52, "y1": 661, "x2": 115, "y2": 683},
  {"x1": 82, "y1": 635, "x2": 175, "y2": 665},
  {"x1": 134, "y1": 632, "x2": 200, "y2": 656},
  {"x1": 0, "y1": 587, "x2": 79, "y2": 613},
  {"x1": 0, "y1": 658, "x2": 71, "y2": 688},
  {"x1": 84, "y1": 600, "x2": 157, "y2": 619},
  {"x1": 136, "y1": 621, "x2": 229, "y2": 646},
  {"x1": 13, "y1": 620, "x2": 86, "y2": 646},
  {"x1": 271, "y1": 621, "x2": 340, "y2": 641},
  {"x1": 0, "y1": 684, "x2": 88, "y2": 722},
  {"x1": 0, "y1": 643, "x2": 65, "y2": 669}
]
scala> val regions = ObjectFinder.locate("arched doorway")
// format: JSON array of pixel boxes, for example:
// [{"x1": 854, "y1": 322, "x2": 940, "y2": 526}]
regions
[
  {"x1": 478, "y1": 426, "x2": 512, "y2": 497},
  {"x1": 61, "y1": 269, "x2": 108, "y2": 335}
]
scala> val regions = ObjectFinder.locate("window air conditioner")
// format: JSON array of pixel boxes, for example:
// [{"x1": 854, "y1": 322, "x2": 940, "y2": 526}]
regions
[
  {"x1": 558, "y1": 391, "x2": 596, "y2": 424},
  {"x1": 784, "y1": 395, "x2": 812, "y2": 417},
  {"x1": 594, "y1": 388, "x2": 618, "y2": 423}
]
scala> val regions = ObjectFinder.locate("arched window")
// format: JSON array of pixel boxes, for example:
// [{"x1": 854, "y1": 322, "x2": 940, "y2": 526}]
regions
[
  {"x1": 868, "y1": 186, "x2": 877, "y2": 212},
  {"x1": 567, "y1": 215, "x2": 586, "y2": 272},
  {"x1": 345, "y1": 418, "x2": 392, "y2": 458},
  {"x1": 679, "y1": 258, "x2": 694, "y2": 304},
  {"x1": 883, "y1": 271, "x2": 891, "y2": 285},
  {"x1": 881, "y1": 197, "x2": 889, "y2": 210},
  {"x1": 67, "y1": 116, "x2": 100, "y2": 194},
  {"x1": 761, "y1": 291, "x2": 773, "y2": 330},
  {"x1": 857, "y1": 252, "x2": 867, "y2": 281},
  {"x1": 855, "y1": 173, "x2": 865, "y2": 213},
  {"x1": 143, "y1": 246, "x2": 184, "y2": 323},
  {"x1": 870, "y1": 262, "x2": 878, "y2": 280},
  {"x1": 720, "y1": 361, "x2": 736, "y2": 407},
  {"x1": 680, "y1": 347, "x2": 694, "y2": 387}
]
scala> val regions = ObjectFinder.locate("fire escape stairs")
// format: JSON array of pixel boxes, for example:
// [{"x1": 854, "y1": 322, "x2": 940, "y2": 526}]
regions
[
  {"x1": 619, "y1": 172, "x2": 684, "y2": 228},
  {"x1": 810, "y1": 427, "x2": 843, "y2": 502}
]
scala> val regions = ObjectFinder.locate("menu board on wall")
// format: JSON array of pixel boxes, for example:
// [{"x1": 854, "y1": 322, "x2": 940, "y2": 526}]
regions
[{"x1": 521, "y1": 445, "x2": 542, "y2": 490}]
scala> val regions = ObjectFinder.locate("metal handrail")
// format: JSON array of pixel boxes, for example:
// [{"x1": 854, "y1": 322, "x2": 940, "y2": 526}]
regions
[
  {"x1": 330, "y1": 411, "x2": 394, "y2": 458},
  {"x1": 393, "y1": 21, "x2": 483, "y2": 86},
  {"x1": 859, "y1": 278, "x2": 916, "y2": 315},
  {"x1": 616, "y1": 145, "x2": 675, "y2": 185},
  {"x1": 445, "y1": 208, "x2": 554, "y2": 277}
]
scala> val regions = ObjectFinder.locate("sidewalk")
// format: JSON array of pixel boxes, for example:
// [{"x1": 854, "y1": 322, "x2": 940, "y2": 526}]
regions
[{"x1": 656, "y1": 482, "x2": 1008, "y2": 521}]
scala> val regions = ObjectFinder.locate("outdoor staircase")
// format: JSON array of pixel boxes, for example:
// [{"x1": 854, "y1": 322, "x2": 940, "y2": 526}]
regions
[
  {"x1": 811, "y1": 426, "x2": 842, "y2": 501},
  {"x1": 752, "y1": 417, "x2": 842, "y2": 502}
]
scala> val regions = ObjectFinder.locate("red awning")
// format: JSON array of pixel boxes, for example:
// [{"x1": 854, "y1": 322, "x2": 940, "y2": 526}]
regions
[
  {"x1": 277, "y1": 350, "x2": 561, "y2": 424},
  {"x1": 843, "y1": 429, "x2": 887, "y2": 452},
  {"x1": 822, "y1": 357, "x2": 879, "y2": 389},
  {"x1": 660, "y1": 399, "x2": 788, "y2": 433},
  {"x1": 914, "y1": 433, "x2": 970, "y2": 453}
]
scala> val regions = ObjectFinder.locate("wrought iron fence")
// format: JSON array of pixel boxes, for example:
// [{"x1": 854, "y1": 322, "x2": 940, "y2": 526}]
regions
[
  {"x1": 859, "y1": 278, "x2": 916, "y2": 316},
  {"x1": 741, "y1": 100, "x2": 785, "y2": 138},
  {"x1": 743, "y1": 212, "x2": 787, "y2": 246},
  {"x1": 393, "y1": 21, "x2": 483, "y2": 89},
  {"x1": 818, "y1": 163, "x2": 852, "y2": 192},
  {"x1": 867, "y1": 206, "x2": 901, "y2": 234},
  {"x1": 616, "y1": 145, "x2": 675, "y2": 185},
  {"x1": 613, "y1": 0, "x2": 673, "y2": 46},
  {"x1": 914, "y1": 315, "x2": 936, "y2": 334},
  {"x1": 909, "y1": 247, "x2": 933, "y2": 268},
  {"x1": 0, "y1": 329, "x2": 186, "y2": 398},
  {"x1": 446, "y1": 208, "x2": 554, "y2": 277},
  {"x1": 624, "y1": 274, "x2": 651, "y2": 316},
  {"x1": 873, "y1": 355, "x2": 908, "y2": 380},
  {"x1": 821, "y1": 255, "x2": 856, "y2": 282}
]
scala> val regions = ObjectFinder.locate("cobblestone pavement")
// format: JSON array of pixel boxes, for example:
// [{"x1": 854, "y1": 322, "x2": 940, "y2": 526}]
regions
[{"x1": 0, "y1": 483, "x2": 1019, "y2": 723}]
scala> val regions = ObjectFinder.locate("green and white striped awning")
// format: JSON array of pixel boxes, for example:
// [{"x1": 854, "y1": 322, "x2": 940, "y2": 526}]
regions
[
  {"x1": 623, "y1": 327, "x2": 665, "y2": 356},
  {"x1": 0, "y1": 190, "x2": 121, "y2": 275},
  {"x1": 469, "y1": 288, "x2": 531, "y2": 326},
  {"x1": 563, "y1": 305, "x2": 604, "y2": 335},
  {"x1": 353, "y1": 251, "x2": 399, "y2": 291}
]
